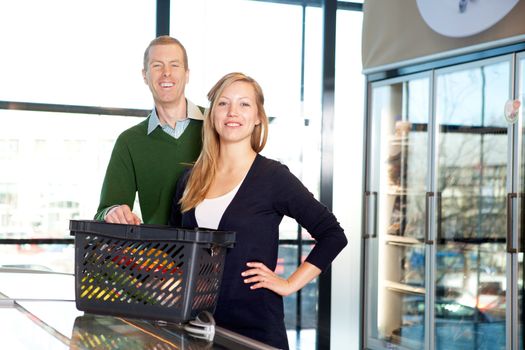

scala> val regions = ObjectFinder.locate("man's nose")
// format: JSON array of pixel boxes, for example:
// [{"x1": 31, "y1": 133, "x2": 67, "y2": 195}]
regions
[{"x1": 162, "y1": 66, "x2": 172, "y2": 76}]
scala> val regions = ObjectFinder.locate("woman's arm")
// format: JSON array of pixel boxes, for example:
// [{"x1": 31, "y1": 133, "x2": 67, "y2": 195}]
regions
[
  {"x1": 241, "y1": 158, "x2": 347, "y2": 296},
  {"x1": 271, "y1": 162, "x2": 348, "y2": 271}
]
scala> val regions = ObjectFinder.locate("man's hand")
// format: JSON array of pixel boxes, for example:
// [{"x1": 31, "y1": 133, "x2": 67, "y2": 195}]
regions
[{"x1": 104, "y1": 204, "x2": 141, "y2": 225}]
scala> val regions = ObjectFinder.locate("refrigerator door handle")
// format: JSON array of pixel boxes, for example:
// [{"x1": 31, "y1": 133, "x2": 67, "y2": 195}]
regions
[
  {"x1": 507, "y1": 192, "x2": 518, "y2": 253},
  {"x1": 364, "y1": 191, "x2": 378, "y2": 239},
  {"x1": 425, "y1": 192, "x2": 435, "y2": 245}
]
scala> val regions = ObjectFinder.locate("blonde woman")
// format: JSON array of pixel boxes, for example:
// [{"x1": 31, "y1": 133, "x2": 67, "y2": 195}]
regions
[{"x1": 170, "y1": 72, "x2": 347, "y2": 349}]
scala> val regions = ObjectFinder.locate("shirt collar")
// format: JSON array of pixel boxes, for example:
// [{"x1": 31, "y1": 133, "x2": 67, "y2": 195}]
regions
[
  {"x1": 187, "y1": 99, "x2": 205, "y2": 121},
  {"x1": 147, "y1": 99, "x2": 204, "y2": 135}
]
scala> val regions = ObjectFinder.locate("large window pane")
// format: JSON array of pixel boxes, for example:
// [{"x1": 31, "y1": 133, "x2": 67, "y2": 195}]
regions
[
  {"x1": 279, "y1": 244, "x2": 317, "y2": 349},
  {"x1": 0, "y1": 244, "x2": 74, "y2": 273},
  {"x1": 0, "y1": 110, "x2": 144, "y2": 273},
  {"x1": 0, "y1": 110, "x2": 143, "y2": 240},
  {"x1": 0, "y1": 0, "x2": 154, "y2": 108},
  {"x1": 171, "y1": 0, "x2": 309, "y2": 238},
  {"x1": 171, "y1": 1, "x2": 326, "y2": 347}
]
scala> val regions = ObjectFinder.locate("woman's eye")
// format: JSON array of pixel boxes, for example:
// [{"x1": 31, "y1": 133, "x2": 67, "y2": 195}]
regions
[{"x1": 217, "y1": 101, "x2": 227, "y2": 106}]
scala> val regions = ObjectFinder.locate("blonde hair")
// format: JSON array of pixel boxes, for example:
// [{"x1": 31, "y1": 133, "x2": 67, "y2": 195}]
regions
[
  {"x1": 143, "y1": 35, "x2": 188, "y2": 71},
  {"x1": 180, "y1": 72, "x2": 269, "y2": 212}
]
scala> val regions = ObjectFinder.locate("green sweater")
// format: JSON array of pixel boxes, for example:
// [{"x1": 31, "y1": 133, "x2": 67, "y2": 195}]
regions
[{"x1": 94, "y1": 117, "x2": 202, "y2": 224}]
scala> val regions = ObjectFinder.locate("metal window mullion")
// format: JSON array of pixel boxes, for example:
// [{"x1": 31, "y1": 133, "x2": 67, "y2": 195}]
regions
[
  {"x1": 295, "y1": 2, "x2": 307, "y2": 337},
  {"x1": 0, "y1": 101, "x2": 148, "y2": 117},
  {"x1": 317, "y1": 0, "x2": 337, "y2": 349},
  {"x1": 156, "y1": 0, "x2": 170, "y2": 36}
]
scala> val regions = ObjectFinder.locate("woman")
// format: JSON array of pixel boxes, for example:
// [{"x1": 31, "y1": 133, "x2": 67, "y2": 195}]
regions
[{"x1": 170, "y1": 72, "x2": 347, "y2": 349}]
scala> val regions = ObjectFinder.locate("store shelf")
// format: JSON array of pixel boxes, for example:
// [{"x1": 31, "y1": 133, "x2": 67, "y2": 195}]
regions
[
  {"x1": 384, "y1": 280, "x2": 425, "y2": 295},
  {"x1": 385, "y1": 235, "x2": 423, "y2": 246}
]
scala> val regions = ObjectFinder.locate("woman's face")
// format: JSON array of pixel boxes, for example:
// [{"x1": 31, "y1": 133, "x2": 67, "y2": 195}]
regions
[{"x1": 213, "y1": 81, "x2": 261, "y2": 146}]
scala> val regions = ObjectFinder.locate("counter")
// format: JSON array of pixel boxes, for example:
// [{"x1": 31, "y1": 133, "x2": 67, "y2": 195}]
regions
[{"x1": 0, "y1": 268, "x2": 278, "y2": 349}]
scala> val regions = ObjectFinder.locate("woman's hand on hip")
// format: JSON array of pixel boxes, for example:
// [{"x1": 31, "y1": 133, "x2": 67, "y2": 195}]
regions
[
  {"x1": 242, "y1": 262, "x2": 293, "y2": 296},
  {"x1": 242, "y1": 261, "x2": 322, "y2": 297}
]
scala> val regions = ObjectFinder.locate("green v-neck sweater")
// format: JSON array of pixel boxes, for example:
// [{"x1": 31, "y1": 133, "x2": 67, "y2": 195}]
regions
[{"x1": 94, "y1": 117, "x2": 202, "y2": 224}]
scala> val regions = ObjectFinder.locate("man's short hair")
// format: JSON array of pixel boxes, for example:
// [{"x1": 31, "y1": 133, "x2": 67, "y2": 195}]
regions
[{"x1": 143, "y1": 36, "x2": 189, "y2": 71}]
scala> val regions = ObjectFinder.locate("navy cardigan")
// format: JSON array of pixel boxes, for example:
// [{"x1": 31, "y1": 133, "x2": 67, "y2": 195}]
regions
[{"x1": 170, "y1": 154, "x2": 348, "y2": 349}]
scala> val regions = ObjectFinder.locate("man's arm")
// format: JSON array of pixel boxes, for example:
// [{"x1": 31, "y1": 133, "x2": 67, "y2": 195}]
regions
[{"x1": 94, "y1": 135, "x2": 141, "y2": 224}]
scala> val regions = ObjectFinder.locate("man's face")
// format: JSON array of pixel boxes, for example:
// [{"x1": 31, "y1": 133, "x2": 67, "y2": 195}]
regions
[{"x1": 142, "y1": 44, "x2": 189, "y2": 106}]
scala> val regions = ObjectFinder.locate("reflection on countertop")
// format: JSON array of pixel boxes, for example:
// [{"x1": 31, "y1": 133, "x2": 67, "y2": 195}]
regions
[
  {"x1": 0, "y1": 268, "x2": 277, "y2": 350},
  {"x1": 70, "y1": 314, "x2": 214, "y2": 350}
]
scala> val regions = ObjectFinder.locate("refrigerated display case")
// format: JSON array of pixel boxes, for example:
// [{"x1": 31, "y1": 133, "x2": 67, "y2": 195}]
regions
[{"x1": 363, "y1": 50, "x2": 525, "y2": 350}]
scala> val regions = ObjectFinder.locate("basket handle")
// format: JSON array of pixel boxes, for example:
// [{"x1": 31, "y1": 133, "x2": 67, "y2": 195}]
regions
[{"x1": 69, "y1": 220, "x2": 235, "y2": 247}]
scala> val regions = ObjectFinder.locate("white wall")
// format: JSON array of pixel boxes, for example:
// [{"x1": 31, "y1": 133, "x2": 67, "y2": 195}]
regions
[
  {"x1": 331, "y1": 107, "x2": 364, "y2": 350},
  {"x1": 330, "y1": 10, "x2": 365, "y2": 346}
]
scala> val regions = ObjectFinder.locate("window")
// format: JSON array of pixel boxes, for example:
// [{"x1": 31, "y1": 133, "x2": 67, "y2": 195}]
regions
[
  {"x1": 0, "y1": 2, "x2": 364, "y2": 348},
  {"x1": 0, "y1": 0, "x2": 155, "y2": 108},
  {"x1": 171, "y1": 1, "x2": 363, "y2": 348}
]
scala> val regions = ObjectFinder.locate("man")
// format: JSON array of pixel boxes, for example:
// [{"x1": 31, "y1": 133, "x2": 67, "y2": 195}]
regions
[{"x1": 94, "y1": 36, "x2": 204, "y2": 225}]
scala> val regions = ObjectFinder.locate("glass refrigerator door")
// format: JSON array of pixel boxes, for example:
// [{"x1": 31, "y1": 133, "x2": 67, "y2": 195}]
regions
[
  {"x1": 365, "y1": 75, "x2": 430, "y2": 349},
  {"x1": 434, "y1": 57, "x2": 511, "y2": 350}
]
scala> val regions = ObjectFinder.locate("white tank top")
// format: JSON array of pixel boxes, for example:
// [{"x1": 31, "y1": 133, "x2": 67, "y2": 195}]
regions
[{"x1": 195, "y1": 181, "x2": 242, "y2": 229}]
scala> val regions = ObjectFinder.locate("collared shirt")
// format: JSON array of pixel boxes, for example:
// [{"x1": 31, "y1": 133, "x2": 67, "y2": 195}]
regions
[{"x1": 147, "y1": 99, "x2": 205, "y2": 139}]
